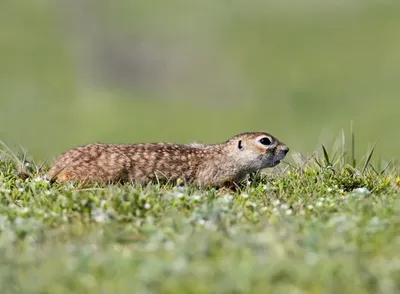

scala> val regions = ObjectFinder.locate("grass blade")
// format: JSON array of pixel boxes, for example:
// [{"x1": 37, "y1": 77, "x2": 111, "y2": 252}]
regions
[
  {"x1": 380, "y1": 160, "x2": 393, "y2": 175},
  {"x1": 362, "y1": 142, "x2": 376, "y2": 174},
  {"x1": 321, "y1": 145, "x2": 331, "y2": 166},
  {"x1": 341, "y1": 129, "x2": 346, "y2": 167},
  {"x1": 351, "y1": 121, "x2": 356, "y2": 168}
]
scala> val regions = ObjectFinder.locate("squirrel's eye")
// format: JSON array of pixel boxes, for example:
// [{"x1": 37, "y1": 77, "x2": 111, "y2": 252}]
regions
[{"x1": 259, "y1": 137, "x2": 271, "y2": 146}]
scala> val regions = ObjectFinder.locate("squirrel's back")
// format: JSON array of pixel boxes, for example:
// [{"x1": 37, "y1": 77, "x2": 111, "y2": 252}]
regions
[{"x1": 47, "y1": 143, "x2": 210, "y2": 184}]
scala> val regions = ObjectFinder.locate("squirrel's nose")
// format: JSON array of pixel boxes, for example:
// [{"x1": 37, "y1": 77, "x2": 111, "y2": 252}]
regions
[{"x1": 281, "y1": 145, "x2": 289, "y2": 154}]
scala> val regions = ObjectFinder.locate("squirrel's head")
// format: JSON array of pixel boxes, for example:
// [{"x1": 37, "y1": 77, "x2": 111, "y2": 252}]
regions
[{"x1": 226, "y1": 132, "x2": 289, "y2": 172}]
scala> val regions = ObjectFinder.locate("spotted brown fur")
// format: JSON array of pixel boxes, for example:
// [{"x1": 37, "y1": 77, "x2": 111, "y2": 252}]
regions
[{"x1": 47, "y1": 132, "x2": 289, "y2": 188}]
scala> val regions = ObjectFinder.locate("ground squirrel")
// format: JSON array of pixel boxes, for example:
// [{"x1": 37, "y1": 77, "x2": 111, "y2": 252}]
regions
[{"x1": 46, "y1": 132, "x2": 289, "y2": 188}]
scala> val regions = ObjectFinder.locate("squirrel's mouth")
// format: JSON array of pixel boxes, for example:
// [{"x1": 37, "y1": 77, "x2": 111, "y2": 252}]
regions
[
  {"x1": 271, "y1": 160, "x2": 281, "y2": 167},
  {"x1": 268, "y1": 151, "x2": 287, "y2": 167}
]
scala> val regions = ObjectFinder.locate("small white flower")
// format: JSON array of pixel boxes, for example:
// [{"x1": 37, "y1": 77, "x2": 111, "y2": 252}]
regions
[
  {"x1": 280, "y1": 203, "x2": 289, "y2": 210},
  {"x1": 20, "y1": 207, "x2": 29, "y2": 214},
  {"x1": 246, "y1": 201, "x2": 257, "y2": 208},
  {"x1": 326, "y1": 187, "x2": 333, "y2": 192},
  {"x1": 241, "y1": 193, "x2": 249, "y2": 199},
  {"x1": 222, "y1": 194, "x2": 233, "y2": 203},
  {"x1": 192, "y1": 193, "x2": 202, "y2": 201},
  {"x1": 173, "y1": 192, "x2": 184, "y2": 199},
  {"x1": 285, "y1": 209, "x2": 293, "y2": 215},
  {"x1": 353, "y1": 187, "x2": 371, "y2": 195},
  {"x1": 93, "y1": 213, "x2": 108, "y2": 223},
  {"x1": 262, "y1": 185, "x2": 267, "y2": 191},
  {"x1": 197, "y1": 219, "x2": 206, "y2": 226},
  {"x1": 273, "y1": 200, "x2": 280, "y2": 206},
  {"x1": 316, "y1": 201, "x2": 323, "y2": 207},
  {"x1": 307, "y1": 205, "x2": 314, "y2": 210},
  {"x1": 144, "y1": 203, "x2": 151, "y2": 209},
  {"x1": 91, "y1": 208, "x2": 110, "y2": 223}
]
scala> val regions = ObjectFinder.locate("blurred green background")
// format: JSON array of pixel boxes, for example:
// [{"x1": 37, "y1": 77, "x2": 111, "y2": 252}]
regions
[{"x1": 1, "y1": 0, "x2": 399, "y2": 161}]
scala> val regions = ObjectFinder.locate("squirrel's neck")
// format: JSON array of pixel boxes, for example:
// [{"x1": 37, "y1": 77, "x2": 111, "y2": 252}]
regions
[{"x1": 193, "y1": 143, "x2": 240, "y2": 186}]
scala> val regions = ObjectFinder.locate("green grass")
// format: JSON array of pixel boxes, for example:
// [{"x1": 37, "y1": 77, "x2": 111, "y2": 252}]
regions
[
  {"x1": 0, "y1": 138, "x2": 399, "y2": 293},
  {"x1": 1, "y1": 1, "x2": 400, "y2": 292}
]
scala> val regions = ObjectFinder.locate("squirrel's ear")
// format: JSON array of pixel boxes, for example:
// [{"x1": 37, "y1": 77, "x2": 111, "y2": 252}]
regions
[{"x1": 237, "y1": 140, "x2": 243, "y2": 150}]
